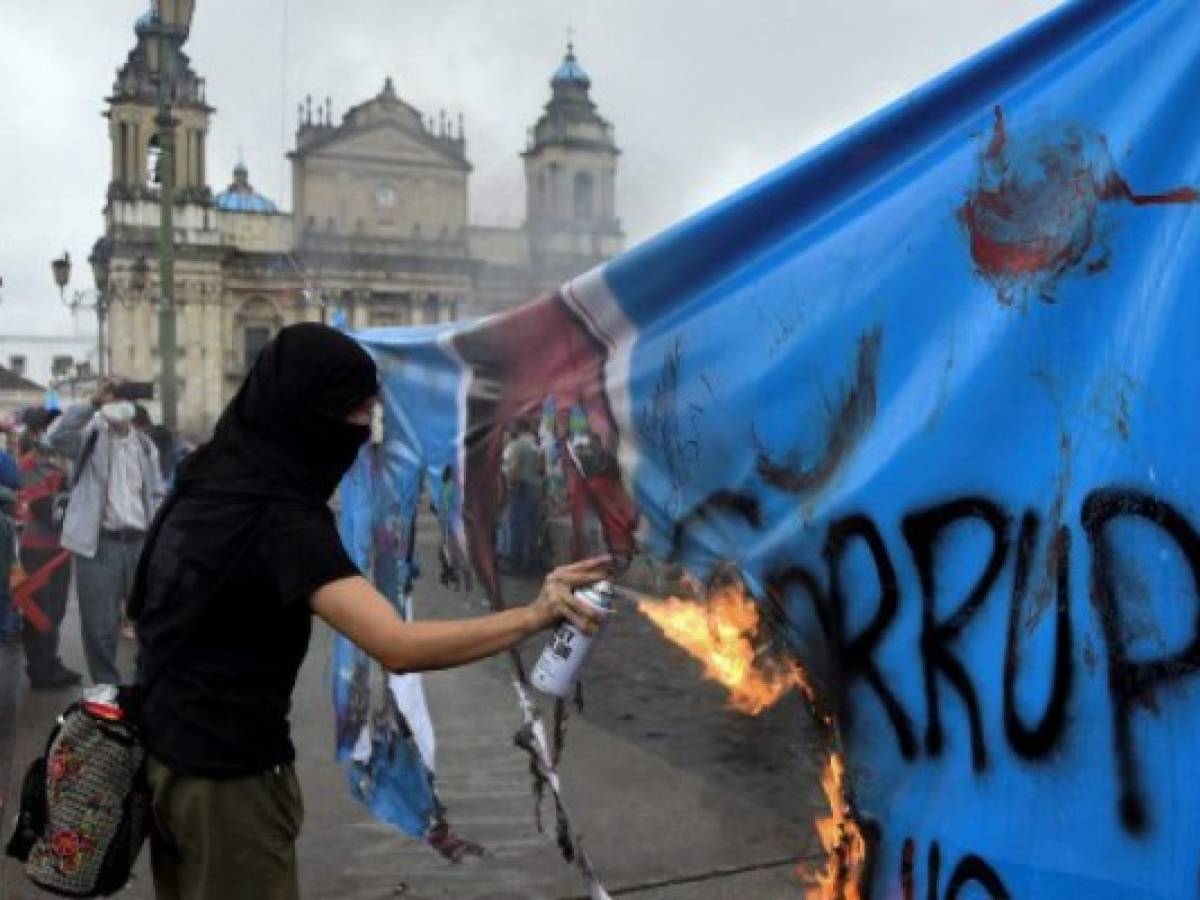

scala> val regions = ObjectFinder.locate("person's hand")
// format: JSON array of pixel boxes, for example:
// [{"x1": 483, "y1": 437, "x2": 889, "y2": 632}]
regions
[{"x1": 527, "y1": 556, "x2": 612, "y2": 634}]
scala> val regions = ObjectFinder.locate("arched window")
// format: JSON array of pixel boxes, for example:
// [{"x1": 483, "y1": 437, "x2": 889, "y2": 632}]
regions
[
  {"x1": 574, "y1": 171, "x2": 595, "y2": 219},
  {"x1": 243, "y1": 326, "x2": 271, "y2": 370},
  {"x1": 234, "y1": 297, "x2": 282, "y2": 374},
  {"x1": 118, "y1": 123, "x2": 130, "y2": 183},
  {"x1": 146, "y1": 135, "x2": 162, "y2": 189},
  {"x1": 548, "y1": 162, "x2": 560, "y2": 213}
]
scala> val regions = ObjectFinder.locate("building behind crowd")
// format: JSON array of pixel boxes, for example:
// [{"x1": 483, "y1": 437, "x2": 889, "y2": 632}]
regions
[
  {"x1": 0, "y1": 364, "x2": 46, "y2": 424},
  {"x1": 0, "y1": 331, "x2": 99, "y2": 392},
  {"x1": 92, "y1": 7, "x2": 625, "y2": 437}
]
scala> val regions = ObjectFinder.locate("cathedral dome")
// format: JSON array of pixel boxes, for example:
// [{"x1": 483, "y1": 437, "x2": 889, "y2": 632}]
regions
[
  {"x1": 550, "y1": 44, "x2": 591, "y2": 90},
  {"x1": 134, "y1": 6, "x2": 156, "y2": 34},
  {"x1": 214, "y1": 163, "x2": 279, "y2": 213}
]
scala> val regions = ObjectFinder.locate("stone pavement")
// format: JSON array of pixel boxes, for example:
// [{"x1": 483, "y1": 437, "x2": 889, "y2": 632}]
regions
[{"x1": 1, "y1": 526, "x2": 823, "y2": 899}]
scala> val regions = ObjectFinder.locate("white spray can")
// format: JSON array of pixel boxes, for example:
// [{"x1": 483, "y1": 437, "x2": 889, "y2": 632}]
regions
[{"x1": 531, "y1": 580, "x2": 614, "y2": 698}]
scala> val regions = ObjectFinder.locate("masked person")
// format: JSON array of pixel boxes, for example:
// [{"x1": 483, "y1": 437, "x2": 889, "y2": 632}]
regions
[
  {"x1": 48, "y1": 381, "x2": 165, "y2": 685},
  {"x1": 128, "y1": 324, "x2": 606, "y2": 900}
]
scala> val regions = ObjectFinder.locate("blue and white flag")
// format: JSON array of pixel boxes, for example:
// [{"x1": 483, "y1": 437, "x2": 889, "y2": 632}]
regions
[{"x1": 335, "y1": 0, "x2": 1200, "y2": 895}]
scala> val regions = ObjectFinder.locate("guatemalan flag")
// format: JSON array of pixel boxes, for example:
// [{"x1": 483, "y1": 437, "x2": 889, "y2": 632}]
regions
[{"x1": 335, "y1": 1, "x2": 1200, "y2": 896}]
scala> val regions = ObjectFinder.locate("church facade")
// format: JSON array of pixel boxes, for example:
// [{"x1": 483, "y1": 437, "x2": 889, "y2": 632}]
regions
[{"x1": 93, "y1": 8, "x2": 623, "y2": 437}]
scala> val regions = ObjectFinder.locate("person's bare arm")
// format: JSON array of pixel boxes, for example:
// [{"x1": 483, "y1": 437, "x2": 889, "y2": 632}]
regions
[{"x1": 311, "y1": 557, "x2": 609, "y2": 673}]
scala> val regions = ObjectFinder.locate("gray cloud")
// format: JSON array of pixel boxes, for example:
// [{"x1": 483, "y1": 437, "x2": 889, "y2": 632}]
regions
[{"x1": 0, "y1": 0, "x2": 1057, "y2": 335}]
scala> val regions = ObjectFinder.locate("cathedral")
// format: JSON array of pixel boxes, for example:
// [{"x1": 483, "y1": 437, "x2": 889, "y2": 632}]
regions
[{"x1": 93, "y1": 7, "x2": 624, "y2": 436}]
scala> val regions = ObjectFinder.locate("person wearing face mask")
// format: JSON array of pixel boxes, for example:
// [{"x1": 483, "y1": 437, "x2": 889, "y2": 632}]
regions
[
  {"x1": 128, "y1": 324, "x2": 606, "y2": 900},
  {"x1": 47, "y1": 379, "x2": 165, "y2": 685}
]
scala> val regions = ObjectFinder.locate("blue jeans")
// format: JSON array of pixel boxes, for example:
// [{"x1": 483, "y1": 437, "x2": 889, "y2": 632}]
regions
[{"x1": 76, "y1": 532, "x2": 143, "y2": 685}]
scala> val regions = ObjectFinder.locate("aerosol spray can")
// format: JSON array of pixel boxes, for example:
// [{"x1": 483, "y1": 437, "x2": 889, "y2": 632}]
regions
[{"x1": 531, "y1": 580, "x2": 614, "y2": 698}]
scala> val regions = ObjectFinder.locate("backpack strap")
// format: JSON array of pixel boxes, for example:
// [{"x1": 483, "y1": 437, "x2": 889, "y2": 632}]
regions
[{"x1": 69, "y1": 429, "x2": 100, "y2": 491}]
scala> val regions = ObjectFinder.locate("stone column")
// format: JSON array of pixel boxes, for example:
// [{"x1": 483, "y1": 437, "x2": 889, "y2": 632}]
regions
[
  {"x1": 131, "y1": 121, "x2": 141, "y2": 186},
  {"x1": 111, "y1": 120, "x2": 123, "y2": 185},
  {"x1": 197, "y1": 132, "x2": 206, "y2": 187}
]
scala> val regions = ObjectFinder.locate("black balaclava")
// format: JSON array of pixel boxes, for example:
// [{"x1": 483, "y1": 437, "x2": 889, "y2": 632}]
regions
[
  {"x1": 177, "y1": 323, "x2": 379, "y2": 503},
  {"x1": 128, "y1": 325, "x2": 377, "y2": 629},
  {"x1": 128, "y1": 324, "x2": 378, "y2": 666}
]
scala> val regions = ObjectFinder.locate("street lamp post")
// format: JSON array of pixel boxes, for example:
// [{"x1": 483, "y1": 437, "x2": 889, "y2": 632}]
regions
[
  {"x1": 50, "y1": 251, "x2": 148, "y2": 377},
  {"x1": 150, "y1": 0, "x2": 195, "y2": 433}
]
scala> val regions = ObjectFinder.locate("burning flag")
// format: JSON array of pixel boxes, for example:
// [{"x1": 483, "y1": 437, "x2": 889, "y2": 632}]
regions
[
  {"x1": 341, "y1": 0, "x2": 1200, "y2": 896},
  {"x1": 802, "y1": 752, "x2": 868, "y2": 900}
]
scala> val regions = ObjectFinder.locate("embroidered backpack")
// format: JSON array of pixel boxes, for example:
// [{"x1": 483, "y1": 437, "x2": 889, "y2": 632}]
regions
[
  {"x1": 4, "y1": 492, "x2": 261, "y2": 897},
  {"x1": 6, "y1": 696, "x2": 148, "y2": 897}
]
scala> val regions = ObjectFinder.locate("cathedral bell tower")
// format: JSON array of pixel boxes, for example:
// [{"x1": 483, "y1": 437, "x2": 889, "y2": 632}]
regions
[
  {"x1": 94, "y1": 4, "x2": 220, "y2": 437},
  {"x1": 104, "y1": 5, "x2": 213, "y2": 207},
  {"x1": 522, "y1": 43, "x2": 623, "y2": 283}
]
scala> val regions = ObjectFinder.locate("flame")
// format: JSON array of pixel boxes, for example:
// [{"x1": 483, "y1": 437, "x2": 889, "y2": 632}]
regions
[
  {"x1": 638, "y1": 579, "x2": 865, "y2": 894},
  {"x1": 636, "y1": 581, "x2": 804, "y2": 715},
  {"x1": 801, "y1": 752, "x2": 867, "y2": 899}
]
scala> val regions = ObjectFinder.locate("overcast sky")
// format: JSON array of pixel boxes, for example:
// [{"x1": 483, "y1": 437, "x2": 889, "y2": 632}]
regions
[{"x1": 0, "y1": 0, "x2": 1059, "y2": 336}]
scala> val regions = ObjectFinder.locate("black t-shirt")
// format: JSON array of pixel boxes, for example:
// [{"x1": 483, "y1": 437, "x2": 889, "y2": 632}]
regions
[{"x1": 138, "y1": 495, "x2": 359, "y2": 777}]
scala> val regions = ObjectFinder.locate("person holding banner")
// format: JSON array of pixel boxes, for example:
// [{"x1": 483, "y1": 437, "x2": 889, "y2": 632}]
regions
[{"x1": 128, "y1": 324, "x2": 606, "y2": 900}]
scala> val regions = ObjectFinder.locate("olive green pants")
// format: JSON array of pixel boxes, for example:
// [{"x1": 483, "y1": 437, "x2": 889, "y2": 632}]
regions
[{"x1": 146, "y1": 755, "x2": 304, "y2": 900}]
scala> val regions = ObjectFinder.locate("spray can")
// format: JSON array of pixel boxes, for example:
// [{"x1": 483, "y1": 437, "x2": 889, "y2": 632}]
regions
[{"x1": 531, "y1": 580, "x2": 614, "y2": 698}]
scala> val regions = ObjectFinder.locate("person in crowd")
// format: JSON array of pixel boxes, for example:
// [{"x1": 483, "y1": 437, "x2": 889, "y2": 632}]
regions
[
  {"x1": 494, "y1": 424, "x2": 515, "y2": 563},
  {"x1": 500, "y1": 417, "x2": 545, "y2": 574},
  {"x1": 134, "y1": 406, "x2": 186, "y2": 487},
  {"x1": 0, "y1": 485, "x2": 20, "y2": 644},
  {"x1": 147, "y1": 423, "x2": 179, "y2": 488},
  {"x1": 20, "y1": 405, "x2": 61, "y2": 443},
  {"x1": 48, "y1": 380, "x2": 164, "y2": 685},
  {"x1": 129, "y1": 323, "x2": 605, "y2": 899},
  {"x1": 14, "y1": 417, "x2": 80, "y2": 687},
  {"x1": 0, "y1": 443, "x2": 20, "y2": 491},
  {"x1": 133, "y1": 403, "x2": 153, "y2": 433},
  {"x1": 539, "y1": 399, "x2": 566, "y2": 512}
]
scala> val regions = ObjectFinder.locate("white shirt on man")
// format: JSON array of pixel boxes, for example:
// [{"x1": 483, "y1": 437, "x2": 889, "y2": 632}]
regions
[{"x1": 102, "y1": 429, "x2": 148, "y2": 532}]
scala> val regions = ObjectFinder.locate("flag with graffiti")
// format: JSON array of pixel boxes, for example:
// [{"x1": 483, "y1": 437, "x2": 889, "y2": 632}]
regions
[{"x1": 333, "y1": 0, "x2": 1200, "y2": 895}]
